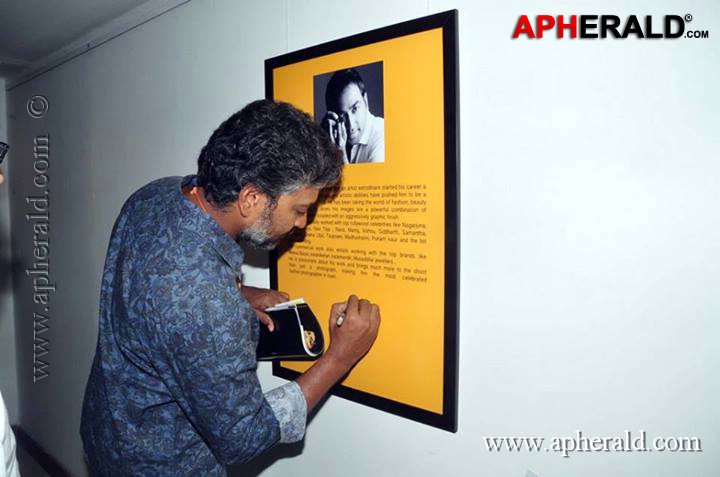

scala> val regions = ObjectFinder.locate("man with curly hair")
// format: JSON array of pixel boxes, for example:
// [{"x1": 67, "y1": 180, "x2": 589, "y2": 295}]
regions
[{"x1": 80, "y1": 100, "x2": 380, "y2": 476}]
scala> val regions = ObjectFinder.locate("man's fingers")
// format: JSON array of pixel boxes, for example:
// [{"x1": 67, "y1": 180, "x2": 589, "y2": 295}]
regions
[
  {"x1": 329, "y1": 296, "x2": 379, "y2": 332},
  {"x1": 331, "y1": 301, "x2": 348, "y2": 316},
  {"x1": 370, "y1": 304, "x2": 381, "y2": 331},
  {"x1": 326, "y1": 118, "x2": 341, "y2": 145},
  {"x1": 328, "y1": 301, "x2": 348, "y2": 328},
  {"x1": 279, "y1": 291, "x2": 290, "y2": 301},
  {"x1": 255, "y1": 310, "x2": 275, "y2": 332},
  {"x1": 346, "y1": 295, "x2": 359, "y2": 315},
  {"x1": 335, "y1": 295, "x2": 358, "y2": 328},
  {"x1": 358, "y1": 299, "x2": 372, "y2": 319},
  {"x1": 326, "y1": 297, "x2": 381, "y2": 368},
  {"x1": 339, "y1": 122, "x2": 347, "y2": 143}
]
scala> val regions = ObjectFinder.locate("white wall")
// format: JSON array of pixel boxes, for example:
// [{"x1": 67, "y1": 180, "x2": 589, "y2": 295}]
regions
[
  {"x1": 6, "y1": 1, "x2": 720, "y2": 476},
  {"x1": 0, "y1": 78, "x2": 19, "y2": 424}
]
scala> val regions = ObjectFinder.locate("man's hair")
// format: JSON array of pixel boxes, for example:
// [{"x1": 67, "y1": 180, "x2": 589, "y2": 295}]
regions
[
  {"x1": 324, "y1": 68, "x2": 367, "y2": 113},
  {"x1": 197, "y1": 100, "x2": 343, "y2": 208}
]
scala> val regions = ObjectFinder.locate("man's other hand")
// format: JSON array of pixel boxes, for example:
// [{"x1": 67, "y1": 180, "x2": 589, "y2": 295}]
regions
[{"x1": 240, "y1": 285, "x2": 289, "y2": 332}]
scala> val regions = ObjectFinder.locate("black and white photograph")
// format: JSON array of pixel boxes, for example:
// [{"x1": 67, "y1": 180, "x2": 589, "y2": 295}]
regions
[{"x1": 314, "y1": 62, "x2": 385, "y2": 164}]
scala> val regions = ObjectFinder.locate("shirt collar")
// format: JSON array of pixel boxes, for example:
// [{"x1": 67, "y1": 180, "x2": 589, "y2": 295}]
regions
[
  {"x1": 178, "y1": 174, "x2": 245, "y2": 274},
  {"x1": 356, "y1": 111, "x2": 374, "y2": 146}
]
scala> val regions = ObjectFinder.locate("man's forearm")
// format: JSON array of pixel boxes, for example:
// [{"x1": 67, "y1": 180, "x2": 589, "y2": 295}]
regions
[{"x1": 295, "y1": 353, "x2": 352, "y2": 412}]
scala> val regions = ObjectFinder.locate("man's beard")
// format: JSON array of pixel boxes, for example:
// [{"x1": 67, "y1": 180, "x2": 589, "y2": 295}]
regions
[{"x1": 237, "y1": 205, "x2": 290, "y2": 251}]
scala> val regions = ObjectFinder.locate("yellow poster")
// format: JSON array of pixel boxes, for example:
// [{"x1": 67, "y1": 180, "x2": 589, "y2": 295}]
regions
[{"x1": 266, "y1": 11, "x2": 458, "y2": 431}]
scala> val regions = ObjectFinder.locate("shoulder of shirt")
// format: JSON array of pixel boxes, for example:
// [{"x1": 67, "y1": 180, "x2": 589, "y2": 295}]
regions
[
  {"x1": 125, "y1": 176, "x2": 182, "y2": 206},
  {"x1": 117, "y1": 176, "x2": 226, "y2": 271},
  {"x1": 112, "y1": 176, "x2": 181, "y2": 223}
]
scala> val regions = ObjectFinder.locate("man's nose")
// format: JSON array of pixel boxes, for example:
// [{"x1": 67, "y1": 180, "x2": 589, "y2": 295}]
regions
[{"x1": 294, "y1": 214, "x2": 308, "y2": 229}]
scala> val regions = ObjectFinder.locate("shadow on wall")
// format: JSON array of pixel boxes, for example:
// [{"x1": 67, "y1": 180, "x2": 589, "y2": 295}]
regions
[
  {"x1": 227, "y1": 395, "x2": 331, "y2": 476},
  {"x1": 228, "y1": 441, "x2": 304, "y2": 476}
]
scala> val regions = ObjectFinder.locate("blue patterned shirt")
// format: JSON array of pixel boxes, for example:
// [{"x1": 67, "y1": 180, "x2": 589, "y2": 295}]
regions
[{"x1": 81, "y1": 175, "x2": 306, "y2": 476}]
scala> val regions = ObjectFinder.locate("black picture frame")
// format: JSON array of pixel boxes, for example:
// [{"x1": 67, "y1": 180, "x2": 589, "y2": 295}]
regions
[{"x1": 265, "y1": 10, "x2": 459, "y2": 432}]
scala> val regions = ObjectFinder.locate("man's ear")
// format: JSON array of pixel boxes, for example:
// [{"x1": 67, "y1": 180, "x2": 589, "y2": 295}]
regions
[
  {"x1": 236, "y1": 184, "x2": 267, "y2": 218},
  {"x1": 363, "y1": 92, "x2": 369, "y2": 107}
]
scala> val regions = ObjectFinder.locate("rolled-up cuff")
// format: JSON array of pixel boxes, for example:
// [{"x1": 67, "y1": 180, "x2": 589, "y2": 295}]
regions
[{"x1": 264, "y1": 381, "x2": 307, "y2": 443}]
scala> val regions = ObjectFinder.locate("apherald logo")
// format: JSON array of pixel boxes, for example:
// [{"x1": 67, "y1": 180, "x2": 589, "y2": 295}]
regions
[{"x1": 512, "y1": 14, "x2": 708, "y2": 39}]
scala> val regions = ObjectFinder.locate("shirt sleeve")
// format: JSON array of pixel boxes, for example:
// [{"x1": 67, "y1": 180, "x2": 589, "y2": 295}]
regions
[
  {"x1": 142, "y1": 260, "x2": 305, "y2": 465},
  {"x1": 264, "y1": 381, "x2": 306, "y2": 443}
]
